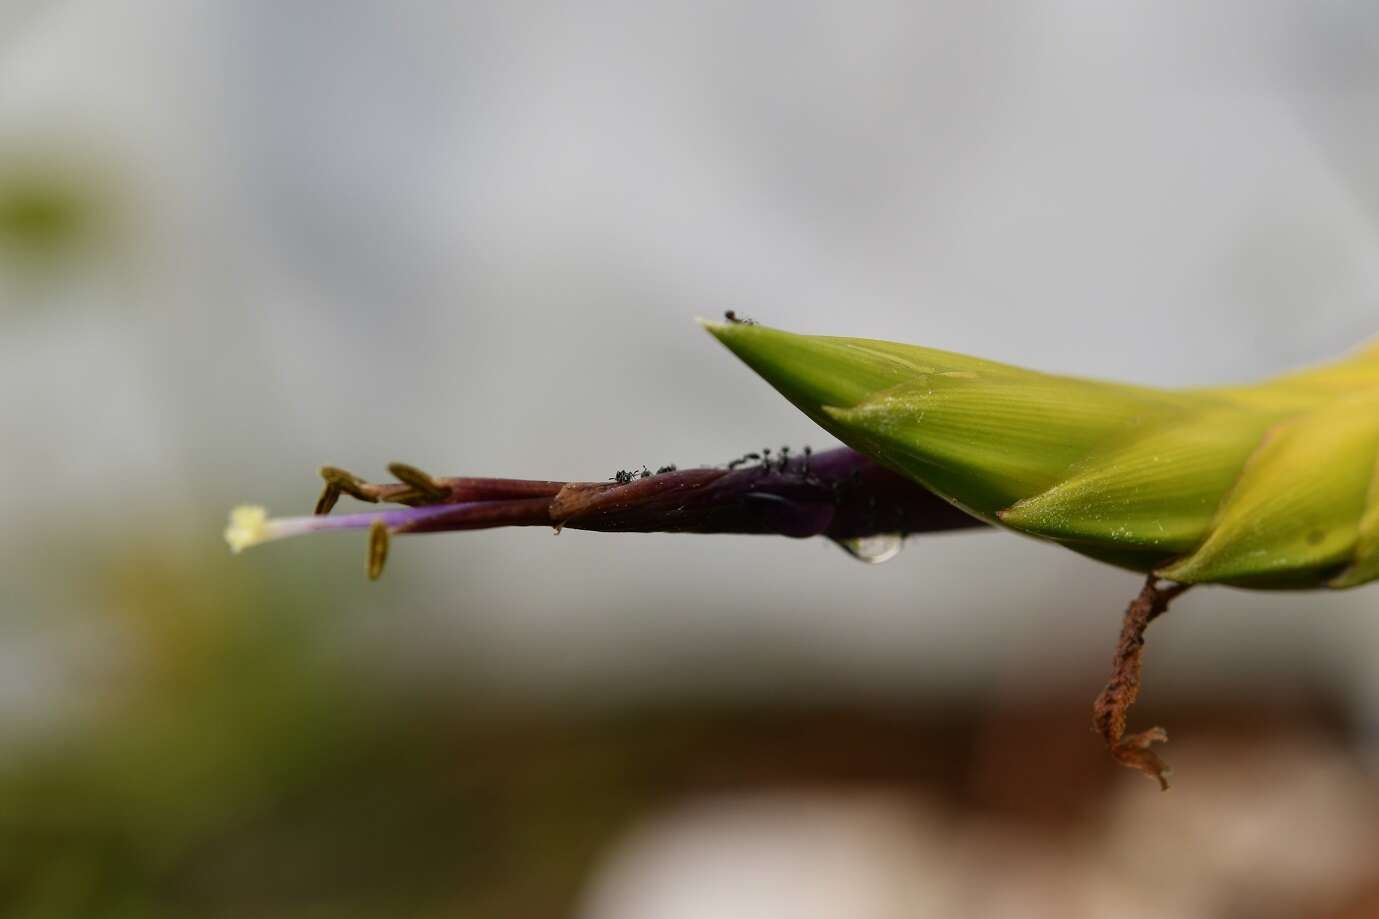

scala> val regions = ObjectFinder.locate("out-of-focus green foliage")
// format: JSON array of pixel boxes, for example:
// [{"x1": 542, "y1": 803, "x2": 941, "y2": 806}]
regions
[
  {"x1": 0, "y1": 157, "x2": 106, "y2": 269},
  {"x1": 0, "y1": 545, "x2": 654, "y2": 919}
]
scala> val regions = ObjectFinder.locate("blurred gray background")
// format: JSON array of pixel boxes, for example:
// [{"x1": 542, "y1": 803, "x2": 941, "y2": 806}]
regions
[
  {"x1": 4, "y1": 0, "x2": 1379, "y2": 723},
  {"x1": 1, "y1": 3, "x2": 1378, "y2": 915}
]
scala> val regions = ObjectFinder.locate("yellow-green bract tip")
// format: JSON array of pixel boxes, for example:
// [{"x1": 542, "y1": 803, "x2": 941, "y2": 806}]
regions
[
  {"x1": 704, "y1": 320, "x2": 927, "y2": 411},
  {"x1": 704, "y1": 321, "x2": 1180, "y2": 529}
]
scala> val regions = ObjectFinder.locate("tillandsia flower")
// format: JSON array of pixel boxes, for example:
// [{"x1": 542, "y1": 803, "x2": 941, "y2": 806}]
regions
[
  {"x1": 227, "y1": 316, "x2": 1379, "y2": 788},
  {"x1": 225, "y1": 449, "x2": 985, "y2": 578}
]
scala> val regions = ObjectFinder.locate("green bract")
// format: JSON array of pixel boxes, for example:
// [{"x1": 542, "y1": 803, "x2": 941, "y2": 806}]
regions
[{"x1": 706, "y1": 322, "x2": 1379, "y2": 590}]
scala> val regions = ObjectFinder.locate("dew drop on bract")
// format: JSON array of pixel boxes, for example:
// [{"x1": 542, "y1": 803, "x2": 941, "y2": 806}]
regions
[{"x1": 835, "y1": 533, "x2": 904, "y2": 564}]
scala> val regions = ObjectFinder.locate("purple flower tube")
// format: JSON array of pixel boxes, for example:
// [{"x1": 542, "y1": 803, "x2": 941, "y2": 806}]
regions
[{"x1": 226, "y1": 447, "x2": 986, "y2": 578}]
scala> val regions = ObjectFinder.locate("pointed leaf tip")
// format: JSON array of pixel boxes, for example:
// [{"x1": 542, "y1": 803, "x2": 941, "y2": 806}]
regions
[
  {"x1": 708, "y1": 323, "x2": 1191, "y2": 522},
  {"x1": 705, "y1": 322, "x2": 939, "y2": 419}
]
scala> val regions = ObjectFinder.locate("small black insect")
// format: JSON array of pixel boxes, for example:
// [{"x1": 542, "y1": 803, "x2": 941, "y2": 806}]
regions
[
  {"x1": 723, "y1": 310, "x2": 757, "y2": 326},
  {"x1": 612, "y1": 469, "x2": 635, "y2": 485},
  {"x1": 727, "y1": 451, "x2": 761, "y2": 471},
  {"x1": 656, "y1": 464, "x2": 678, "y2": 475}
]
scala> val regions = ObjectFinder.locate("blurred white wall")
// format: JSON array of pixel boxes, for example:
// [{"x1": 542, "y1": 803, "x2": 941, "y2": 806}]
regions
[{"x1": 1, "y1": 1, "x2": 1377, "y2": 734}]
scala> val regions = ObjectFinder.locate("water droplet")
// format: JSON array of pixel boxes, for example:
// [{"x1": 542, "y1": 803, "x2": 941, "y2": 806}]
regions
[{"x1": 835, "y1": 533, "x2": 904, "y2": 564}]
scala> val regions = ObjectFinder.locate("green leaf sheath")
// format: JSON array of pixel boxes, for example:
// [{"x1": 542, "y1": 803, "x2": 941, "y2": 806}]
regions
[{"x1": 705, "y1": 322, "x2": 1379, "y2": 589}]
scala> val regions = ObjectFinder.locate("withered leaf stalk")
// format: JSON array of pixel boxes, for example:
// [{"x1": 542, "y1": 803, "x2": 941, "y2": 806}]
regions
[{"x1": 226, "y1": 319, "x2": 1379, "y2": 788}]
